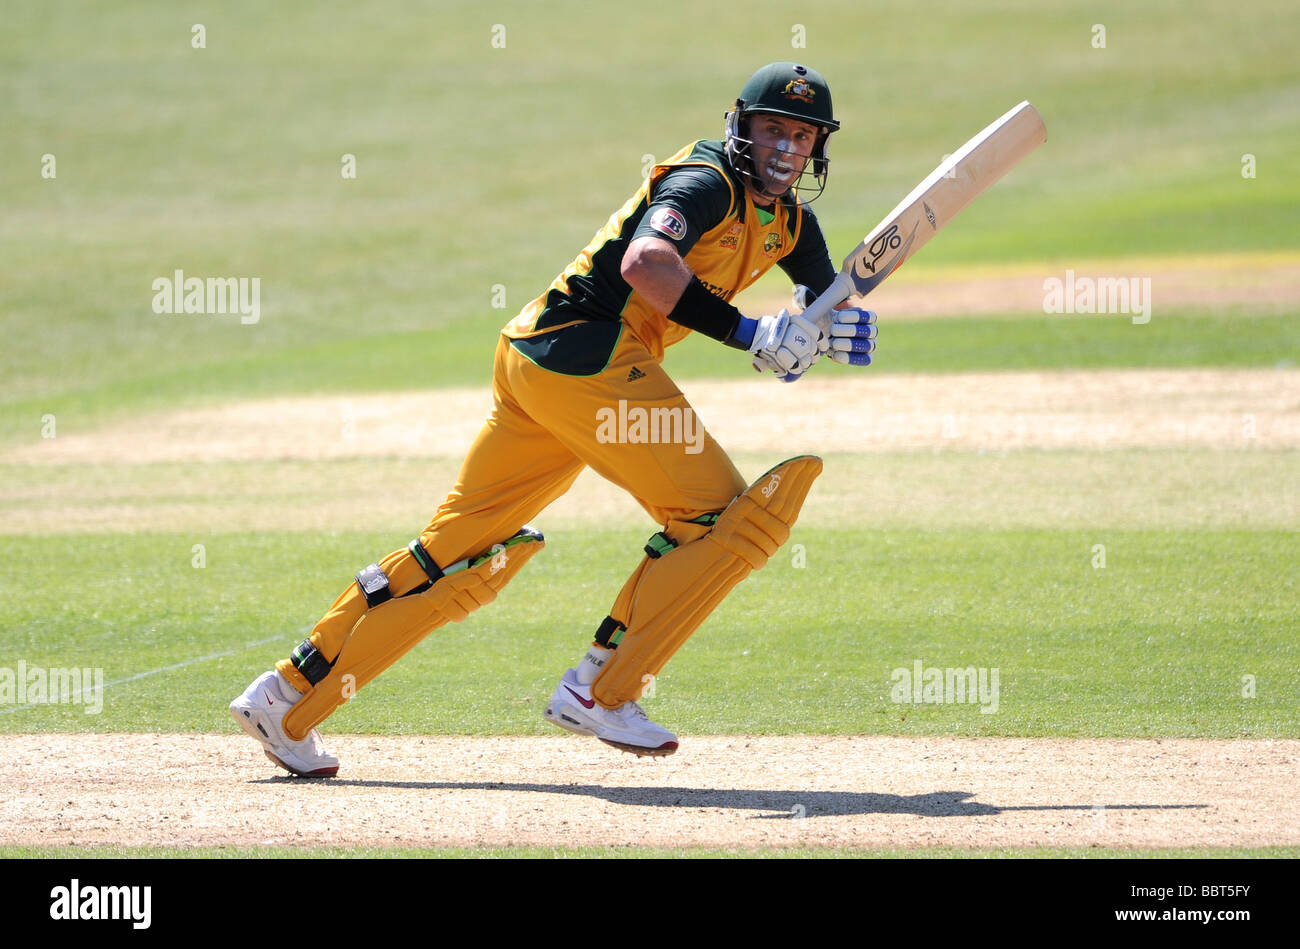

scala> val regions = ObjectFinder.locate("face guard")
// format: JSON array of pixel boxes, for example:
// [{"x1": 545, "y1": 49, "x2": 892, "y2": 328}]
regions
[
  {"x1": 724, "y1": 62, "x2": 839, "y2": 203},
  {"x1": 724, "y1": 108, "x2": 833, "y2": 203}
]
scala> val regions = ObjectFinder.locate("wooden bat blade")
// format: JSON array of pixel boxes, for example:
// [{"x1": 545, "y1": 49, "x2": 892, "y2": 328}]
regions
[{"x1": 804, "y1": 101, "x2": 1046, "y2": 333}]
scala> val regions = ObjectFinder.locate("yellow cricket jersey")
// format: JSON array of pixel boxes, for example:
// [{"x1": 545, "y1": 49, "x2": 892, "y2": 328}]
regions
[{"x1": 503, "y1": 139, "x2": 833, "y2": 367}]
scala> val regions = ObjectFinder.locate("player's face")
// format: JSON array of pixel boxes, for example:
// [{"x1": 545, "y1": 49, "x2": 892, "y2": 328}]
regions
[{"x1": 746, "y1": 114, "x2": 819, "y2": 199}]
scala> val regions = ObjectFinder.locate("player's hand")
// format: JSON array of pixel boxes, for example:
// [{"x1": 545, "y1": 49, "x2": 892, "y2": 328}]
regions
[
  {"x1": 790, "y1": 284, "x2": 817, "y2": 313},
  {"x1": 827, "y1": 307, "x2": 877, "y2": 366},
  {"x1": 762, "y1": 285, "x2": 827, "y2": 382},
  {"x1": 748, "y1": 308, "x2": 828, "y2": 376}
]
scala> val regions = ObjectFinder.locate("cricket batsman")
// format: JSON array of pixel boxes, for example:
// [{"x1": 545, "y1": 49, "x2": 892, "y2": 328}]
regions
[{"x1": 230, "y1": 62, "x2": 877, "y2": 776}]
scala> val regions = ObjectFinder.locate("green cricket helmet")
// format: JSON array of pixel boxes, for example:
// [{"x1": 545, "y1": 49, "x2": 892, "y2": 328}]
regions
[{"x1": 724, "y1": 62, "x2": 840, "y2": 202}]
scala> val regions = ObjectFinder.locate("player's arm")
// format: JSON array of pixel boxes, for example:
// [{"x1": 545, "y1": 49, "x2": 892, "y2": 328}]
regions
[
  {"x1": 622, "y1": 165, "x2": 732, "y2": 332},
  {"x1": 620, "y1": 236, "x2": 693, "y2": 315},
  {"x1": 622, "y1": 236, "x2": 749, "y2": 346},
  {"x1": 623, "y1": 169, "x2": 821, "y2": 371},
  {"x1": 623, "y1": 235, "x2": 822, "y2": 372}
]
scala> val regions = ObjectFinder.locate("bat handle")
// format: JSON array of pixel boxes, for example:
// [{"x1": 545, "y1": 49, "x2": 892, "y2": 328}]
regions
[
  {"x1": 800, "y1": 270, "x2": 856, "y2": 337},
  {"x1": 777, "y1": 272, "x2": 858, "y2": 383}
]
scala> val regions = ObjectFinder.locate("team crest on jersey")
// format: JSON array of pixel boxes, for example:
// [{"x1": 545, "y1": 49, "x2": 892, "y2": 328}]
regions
[
  {"x1": 717, "y1": 222, "x2": 742, "y2": 251},
  {"x1": 763, "y1": 232, "x2": 783, "y2": 257},
  {"x1": 783, "y1": 78, "x2": 815, "y2": 104},
  {"x1": 649, "y1": 207, "x2": 687, "y2": 241}
]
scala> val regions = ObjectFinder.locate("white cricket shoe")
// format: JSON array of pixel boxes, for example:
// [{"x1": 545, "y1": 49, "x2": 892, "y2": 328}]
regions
[
  {"x1": 229, "y1": 670, "x2": 340, "y2": 778},
  {"x1": 543, "y1": 668, "x2": 678, "y2": 757}
]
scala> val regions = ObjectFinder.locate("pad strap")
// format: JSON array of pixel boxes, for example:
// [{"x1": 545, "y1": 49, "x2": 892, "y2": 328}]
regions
[
  {"x1": 290, "y1": 639, "x2": 333, "y2": 686},
  {"x1": 408, "y1": 538, "x2": 445, "y2": 585},
  {"x1": 644, "y1": 532, "x2": 677, "y2": 559},
  {"x1": 594, "y1": 615, "x2": 627, "y2": 649},
  {"x1": 355, "y1": 563, "x2": 392, "y2": 608}
]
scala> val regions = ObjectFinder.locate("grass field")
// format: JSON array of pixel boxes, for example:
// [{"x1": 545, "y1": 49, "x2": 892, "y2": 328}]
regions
[
  {"x1": 2, "y1": 0, "x2": 1298, "y2": 864},
  {"x1": 3, "y1": 0, "x2": 1298, "y2": 441},
  {"x1": 3, "y1": 526, "x2": 1295, "y2": 737}
]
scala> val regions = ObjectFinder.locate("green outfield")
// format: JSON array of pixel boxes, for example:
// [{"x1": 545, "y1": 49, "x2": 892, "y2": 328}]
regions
[
  {"x1": 2, "y1": 0, "x2": 1298, "y2": 859},
  {"x1": 2, "y1": 526, "x2": 1296, "y2": 737},
  {"x1": 3, "y1": 0, "x2": 1298, "y2": 443}
]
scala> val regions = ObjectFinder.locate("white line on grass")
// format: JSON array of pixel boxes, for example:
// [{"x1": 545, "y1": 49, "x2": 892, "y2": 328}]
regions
[{"x1": 0, "y1": 630, "x2": 307, "y2": 715}]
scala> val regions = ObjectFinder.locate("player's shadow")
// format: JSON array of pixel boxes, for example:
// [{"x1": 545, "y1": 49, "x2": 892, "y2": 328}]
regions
[{"x1": 271, "y1": 778, "x2": 1208, "y2": 819}]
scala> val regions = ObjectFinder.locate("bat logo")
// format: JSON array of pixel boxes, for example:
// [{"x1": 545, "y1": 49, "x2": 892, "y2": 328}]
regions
[
  {"x1": 924, "y1": 201, "x2": 937, "y2": 230},
  {"x1": 856, "y1": 224, "x2": 902, "y2": 276},
  {"x1": 851, "y1": 223, "x2": 918, "y2": 293}
]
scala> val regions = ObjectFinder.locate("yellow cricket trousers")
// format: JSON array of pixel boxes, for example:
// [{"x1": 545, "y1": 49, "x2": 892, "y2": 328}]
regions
[{"x1": 292, "y1": 325, "x2": 748, "y2": 674}]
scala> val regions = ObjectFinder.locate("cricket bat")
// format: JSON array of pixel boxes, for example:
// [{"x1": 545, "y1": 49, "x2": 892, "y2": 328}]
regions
[{"x1": 801, "y1": 100, "x2": 1047, "y2": 340}]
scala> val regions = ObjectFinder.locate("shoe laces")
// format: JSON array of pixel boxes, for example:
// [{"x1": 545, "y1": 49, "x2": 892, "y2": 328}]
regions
[{"x1": 625, "y1": 702, "x2": 649, "y2": 721}]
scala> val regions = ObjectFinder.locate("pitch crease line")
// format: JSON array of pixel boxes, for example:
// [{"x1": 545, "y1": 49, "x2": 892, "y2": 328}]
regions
[{"x1": 0, "y1": 630, "x2": 307, "y2": 715}]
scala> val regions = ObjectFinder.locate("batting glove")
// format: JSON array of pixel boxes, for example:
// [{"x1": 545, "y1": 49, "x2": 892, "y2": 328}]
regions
[
  {"x1": 748, "y1": 308, "x2": 828, "y2": 377},
  {"x1": 827, "y1": 308, "x2": 877, "y2": 366}
]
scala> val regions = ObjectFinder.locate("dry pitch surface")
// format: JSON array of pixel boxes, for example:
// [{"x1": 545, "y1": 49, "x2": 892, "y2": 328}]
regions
[
  {"x1": 4, "y1": 368, "x2": 1297, "y2": 534},
  {"x1": 2, "y1": 735, "x2": 1297, "y2": 851}
]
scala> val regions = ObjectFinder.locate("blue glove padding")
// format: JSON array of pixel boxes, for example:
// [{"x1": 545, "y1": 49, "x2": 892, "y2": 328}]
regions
[
  {"x1": 828, "y1": 308, "x2": 877, "y2": 367},
  {"x1": 829, "y1": 308, "x2": 877, "y2": 330},
  {"x1": 730, "y1": 315, "x2": 758, "y2": 350}
]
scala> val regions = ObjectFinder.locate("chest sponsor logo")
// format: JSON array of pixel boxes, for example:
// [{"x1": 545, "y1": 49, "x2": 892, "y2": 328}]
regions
[
  {"x1": 717, "y1": 222, "x2": 743, "y2": 251},
  {"x1": 648, "y1": 207, "x2": 687, "y2": 241}
]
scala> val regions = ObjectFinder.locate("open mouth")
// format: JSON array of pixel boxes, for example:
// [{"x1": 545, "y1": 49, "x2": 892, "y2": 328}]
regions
[{"x1": 765, "y1": 159, "x2": 798, "y2": 187}]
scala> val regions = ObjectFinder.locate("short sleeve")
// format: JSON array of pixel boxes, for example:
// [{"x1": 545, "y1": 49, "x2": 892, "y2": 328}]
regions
[{"x1": 630, "y1": 166, "x2": 733, "y2": 256}]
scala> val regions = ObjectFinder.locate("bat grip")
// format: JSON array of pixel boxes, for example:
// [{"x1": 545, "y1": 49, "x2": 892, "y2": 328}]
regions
[
  {"x1": 800, "y1": 270, "x2": 856, "y2": 337},
  {"x1": 777, "y1": 271, "x2": 858, "y2": 383}
]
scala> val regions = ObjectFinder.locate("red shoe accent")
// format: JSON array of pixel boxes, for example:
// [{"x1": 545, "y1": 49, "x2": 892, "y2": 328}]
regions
[
  {"x1": 564, "y1": 685, "x2": 596, "y2": 709},
  {"x1": 598, "y1": 738, "x2": 678, "y2": 757},
  {"x1": 264, "y1": 750, "x2": 338, "y2": 778}
]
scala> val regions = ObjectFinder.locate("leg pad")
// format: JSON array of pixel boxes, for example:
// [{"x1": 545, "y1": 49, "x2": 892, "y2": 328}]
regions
[
  {"x1": 590, "y1": 456, "x2": 821, "y2": 708},
  {"x1": 281, "y1": 528, "x2": 544, "y2": 740}
]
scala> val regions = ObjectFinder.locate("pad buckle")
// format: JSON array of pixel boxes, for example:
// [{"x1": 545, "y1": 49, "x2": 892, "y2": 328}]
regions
[
  {"x1": 644, "y1": 532, "x2": 677, "y2": 559},
  {"x1": 355, "y1": 563, "x2": 393, "y2": 607}
]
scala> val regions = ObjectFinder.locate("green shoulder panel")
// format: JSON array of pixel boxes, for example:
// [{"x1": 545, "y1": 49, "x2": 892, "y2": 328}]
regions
[{"x1": 649, "y1": 140, "x2": 738, "y2": 220}]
